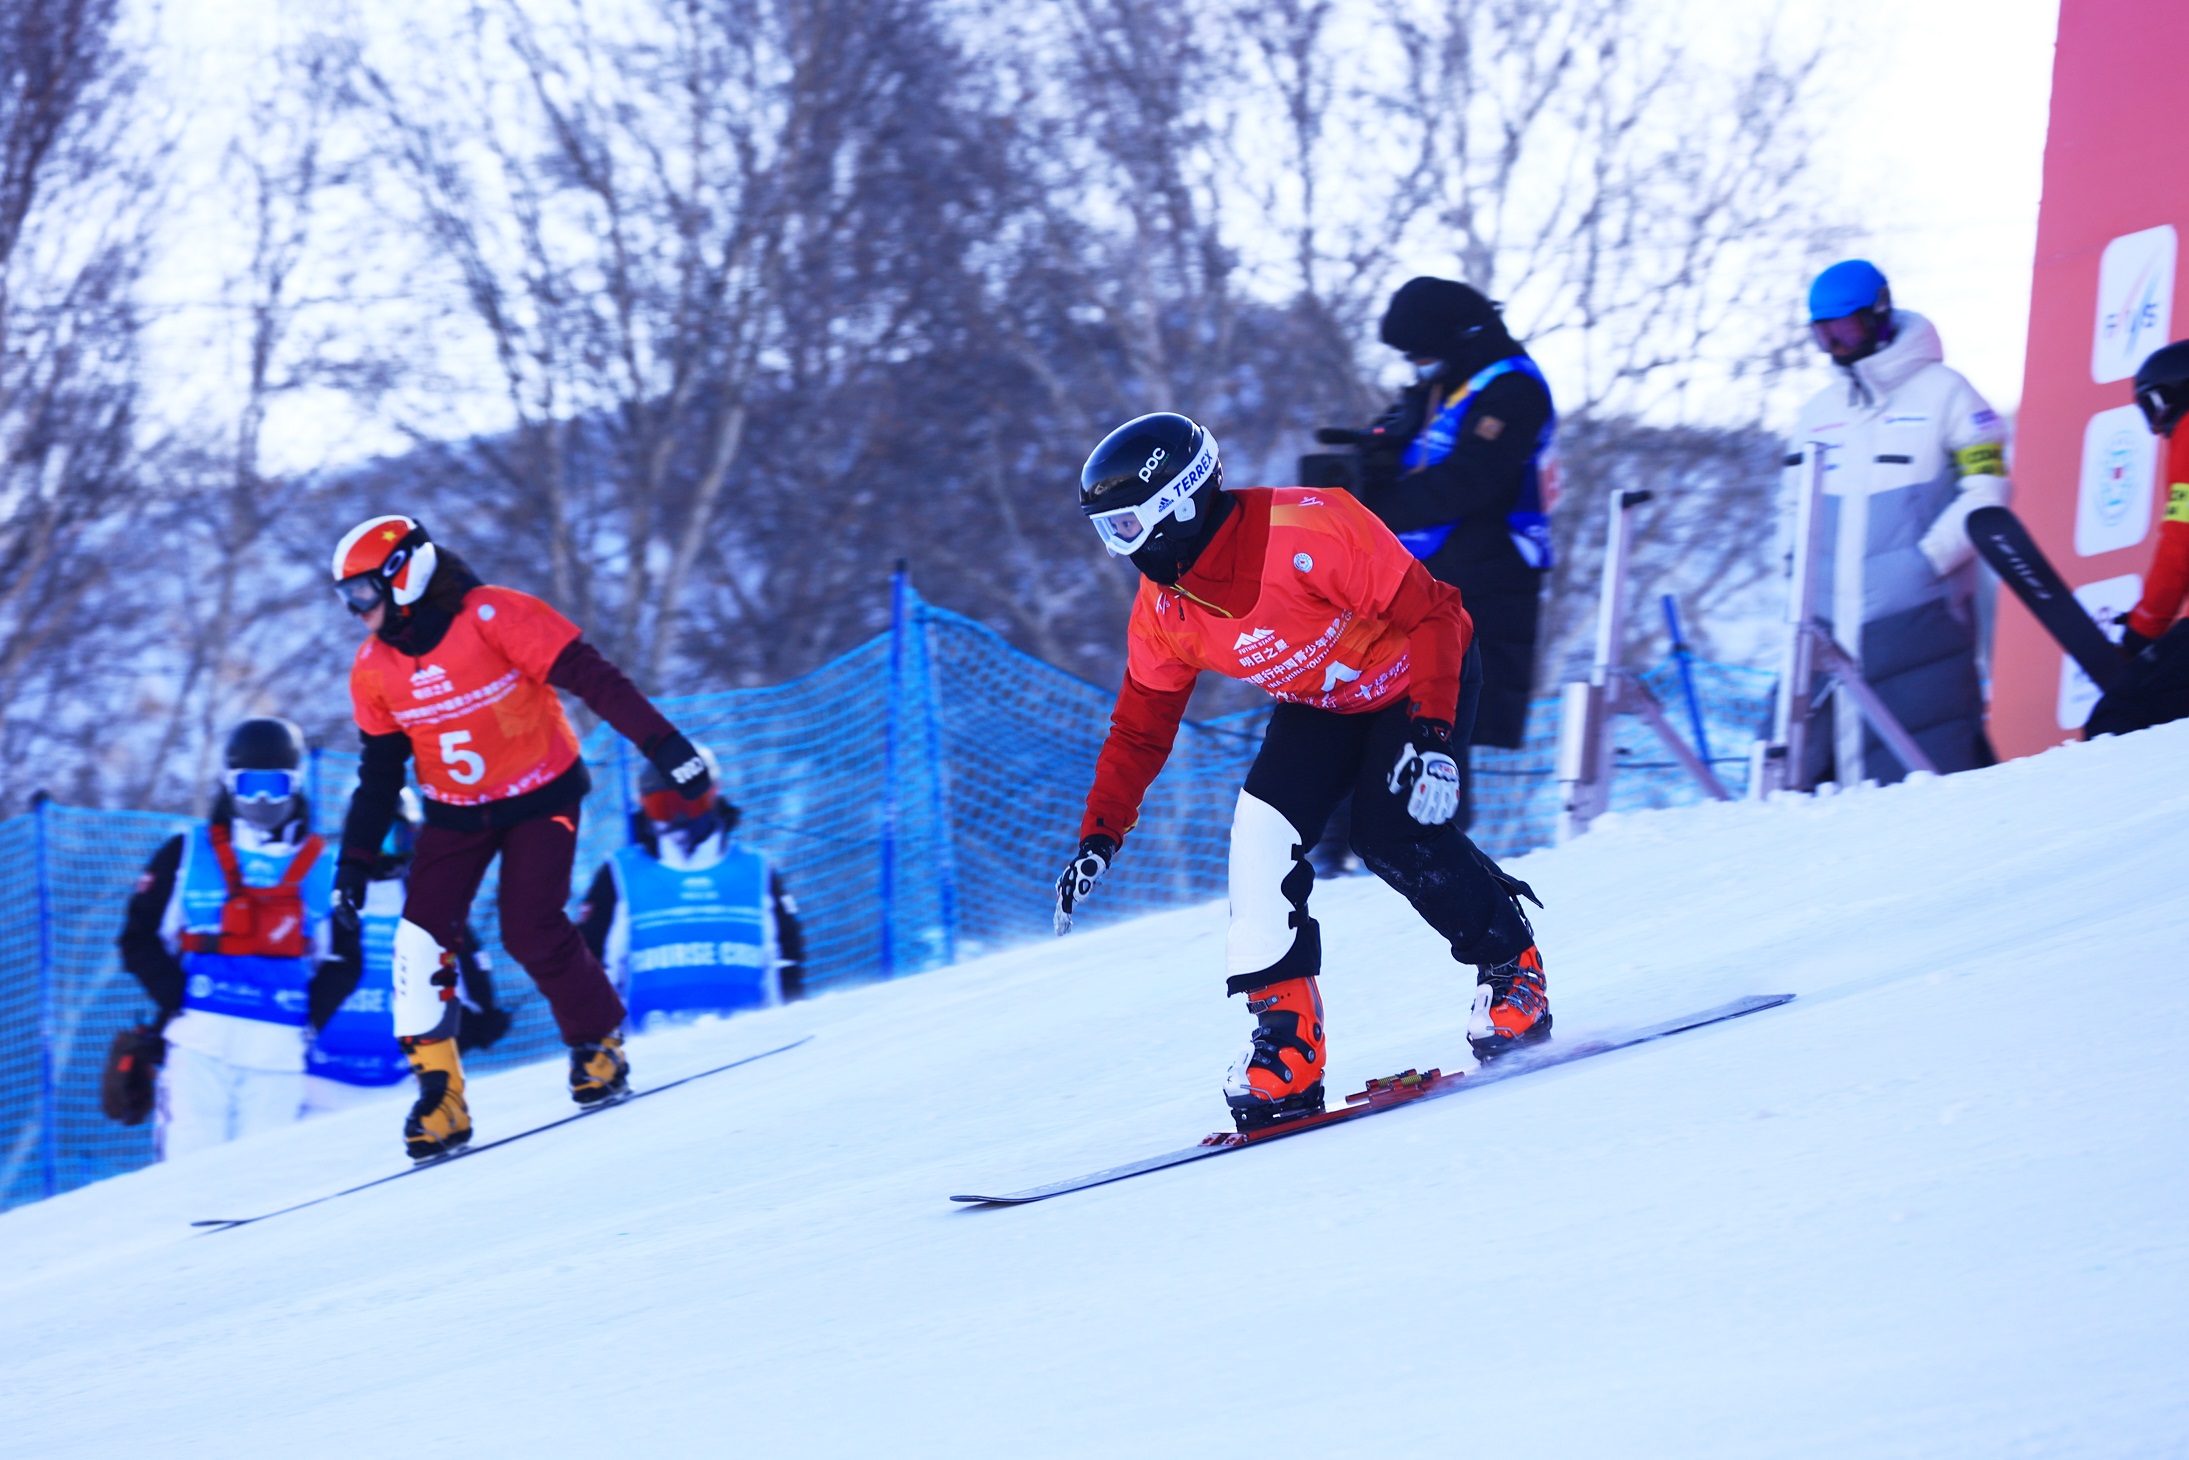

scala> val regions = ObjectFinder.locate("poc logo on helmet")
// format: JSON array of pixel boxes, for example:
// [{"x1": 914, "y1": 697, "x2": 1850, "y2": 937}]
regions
[{"x1": 1138, "y1": 447, "x2": 1167, "y2": 482}]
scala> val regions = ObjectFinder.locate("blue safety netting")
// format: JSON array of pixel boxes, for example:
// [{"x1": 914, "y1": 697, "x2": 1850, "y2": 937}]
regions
[{"x1": 0, "y1": 584, "x2": 1773, "y2": 1211}]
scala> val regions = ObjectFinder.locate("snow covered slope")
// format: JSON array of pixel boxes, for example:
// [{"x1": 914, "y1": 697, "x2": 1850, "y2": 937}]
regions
[{"x1": 3, "y1": 725, "x2": 2186, "y2": 1458}]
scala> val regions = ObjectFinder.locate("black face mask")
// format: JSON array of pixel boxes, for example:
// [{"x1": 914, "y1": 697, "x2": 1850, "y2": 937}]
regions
[{"x1": 1128, "y1": 488, "x2": 1233, "y2": 584}]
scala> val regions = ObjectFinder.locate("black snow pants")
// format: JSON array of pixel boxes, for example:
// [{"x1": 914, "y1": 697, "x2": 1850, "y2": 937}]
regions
[{"x1": 1227, "y1": 644, "x2": 1536, "y2": 996}]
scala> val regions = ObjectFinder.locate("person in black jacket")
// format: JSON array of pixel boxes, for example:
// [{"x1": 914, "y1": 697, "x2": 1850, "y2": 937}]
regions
[{"x1": 1321, "y1": 277, "x2": 1558, "y2": 830}]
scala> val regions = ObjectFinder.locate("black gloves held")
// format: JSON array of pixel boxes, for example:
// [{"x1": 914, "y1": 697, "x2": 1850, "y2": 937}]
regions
[
  {"x1": 647, "y1": 730, "x2": 713, "y2": 803},
  {"x1": 332, "y1": 856, "x2": 372, "y2": 936},
  {"x1": 1053, "y1": 834, "x2": 1118, "y2": 936}
]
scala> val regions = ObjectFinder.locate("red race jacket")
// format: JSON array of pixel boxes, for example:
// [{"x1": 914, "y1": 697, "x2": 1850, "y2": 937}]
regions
[
  {"x1": 1080, "y1": 487, "x2": 1472, "y2": 843},
  {"x1": 2127, "y1": 428, "x2": 2189, "y2": 641},
  {"x1": 350, "y1": 586, "x2": 585, "y2": 806}
]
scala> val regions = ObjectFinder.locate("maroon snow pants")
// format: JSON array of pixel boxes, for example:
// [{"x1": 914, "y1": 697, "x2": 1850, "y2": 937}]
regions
[{"x1": 404, "y1": 802, "x2": 625, "y2": 1045}]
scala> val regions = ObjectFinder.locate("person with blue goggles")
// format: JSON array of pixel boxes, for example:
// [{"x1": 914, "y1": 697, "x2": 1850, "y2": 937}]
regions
[{"x1": 116, "y1": 719, "x2": 356, "y2": 1159}]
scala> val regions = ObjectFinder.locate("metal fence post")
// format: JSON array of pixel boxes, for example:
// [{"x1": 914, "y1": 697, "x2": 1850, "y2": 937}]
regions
[
  {"x1": 879, "y1": 561, "x2": 906, "y2": 979},
  {"x1": 33, "y1": 795, "x2": 57, "y2": 1201},
  {"x1": 612, "y1": 738, "x2": 635, "y2": 846},
  {"x1": 917, "y1": 597, "x2": 958, "y2": 967}
]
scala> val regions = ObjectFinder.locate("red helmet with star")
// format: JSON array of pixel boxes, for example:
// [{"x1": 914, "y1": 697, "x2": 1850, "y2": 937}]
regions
[{"x1": 331, "y1": 515, "x2": 439, "y2": 616}]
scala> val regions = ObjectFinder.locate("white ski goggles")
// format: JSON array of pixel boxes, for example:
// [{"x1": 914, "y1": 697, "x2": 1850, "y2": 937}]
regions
[{"x1": 1086, "y1": 432, "x2": 1221, "y2": 556}]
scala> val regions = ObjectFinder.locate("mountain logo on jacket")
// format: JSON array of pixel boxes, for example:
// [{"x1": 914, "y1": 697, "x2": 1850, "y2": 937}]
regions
[
  {"x1": 1233, "y1": 627, "x2": 1275, "y2": 651},
  {"x1": 409, "y1": 663, "x2": 453, "y2": 700}
]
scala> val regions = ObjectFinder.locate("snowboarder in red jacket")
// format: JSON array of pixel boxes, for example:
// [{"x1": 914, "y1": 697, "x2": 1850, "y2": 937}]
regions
[
  {"x1": 330, "y1": 515, "x2": 713, "y2": 1159},
  {"x1": 2126, "y1": 342, "x2": 2189, "y2": 652},
  {"x1": 1054, "y1": 414, "x2": 1548, "y2": 1132}
]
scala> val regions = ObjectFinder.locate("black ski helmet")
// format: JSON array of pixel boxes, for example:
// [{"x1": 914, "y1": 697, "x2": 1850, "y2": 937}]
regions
[
  {"x1": 221, "y1": 717, "x2": 307, "y2": 830},
  {"x1": 225, "y1": 717, "x2": 306, "y2": 772},
  {"x1": 1079, "y1": 413, "x2": 1228, "y2": 582},
  {"x1": 1379, "y1": 277, "x2": 1501, "y2": 359},
  {"x1": 2133, "y1": 339, "x2": 2189, "y2": 437}
]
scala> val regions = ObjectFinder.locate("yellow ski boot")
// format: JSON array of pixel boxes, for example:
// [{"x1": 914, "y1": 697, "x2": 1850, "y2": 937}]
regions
[
  {"x1": 569, "y1": 1031, "x2": 630, "y2": 1106},
  {"x1": 400, "y1": 1035, "x2": 472, "y2": 1161}
]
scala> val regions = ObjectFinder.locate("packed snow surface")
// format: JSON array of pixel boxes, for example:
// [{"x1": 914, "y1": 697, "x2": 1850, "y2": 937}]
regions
[{"x1": 4, "y1": 726, "x2": 2186, "y2": 1458}]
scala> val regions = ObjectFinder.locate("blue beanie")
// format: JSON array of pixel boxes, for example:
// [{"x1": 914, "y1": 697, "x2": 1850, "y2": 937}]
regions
[{"x1": 1808, "y1": 260, "x2": 1889, "y2": 321}]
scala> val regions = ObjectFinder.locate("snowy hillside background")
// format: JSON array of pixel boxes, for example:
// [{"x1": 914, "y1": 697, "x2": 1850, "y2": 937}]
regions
[{"x1": 3, "y1": 720, "x2": 2181, "y2": 1458}]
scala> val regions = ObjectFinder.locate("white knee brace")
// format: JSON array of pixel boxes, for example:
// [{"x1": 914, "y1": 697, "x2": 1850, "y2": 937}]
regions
[
  {"x1": 1227, "y1": 790, "x2": 1317, "y2": 987},
  {"x1": 390, "y1": 918, "x2": 459, "y2": 1040}
]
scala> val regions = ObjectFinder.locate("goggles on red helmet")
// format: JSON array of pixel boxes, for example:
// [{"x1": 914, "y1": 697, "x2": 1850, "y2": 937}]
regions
[{"x1": 335, "y1": 574, "x2": 386, "y2": 616}]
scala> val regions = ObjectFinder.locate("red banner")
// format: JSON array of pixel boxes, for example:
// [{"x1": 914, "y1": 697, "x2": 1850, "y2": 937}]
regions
[{"x1": 1993, "y1": 0, "x2": 2189, "y2": 756}]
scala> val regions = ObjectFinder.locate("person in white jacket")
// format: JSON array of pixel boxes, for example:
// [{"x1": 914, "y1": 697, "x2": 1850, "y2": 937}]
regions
[
  {"x1": 116, "y1": 719, "x2": 344, "y2": 1159},
  {"x1": 1783, "y1": 259, "x2": 2009, "y2": 784}
]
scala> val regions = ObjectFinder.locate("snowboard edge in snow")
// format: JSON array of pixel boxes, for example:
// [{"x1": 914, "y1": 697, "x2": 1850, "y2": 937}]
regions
[
  {"x1": 191, "y1": 1034, "x2": 815, "y2": 1232},
  {"x1": 949, "y1": 995, "x2": 1794, "y2": 1206}
]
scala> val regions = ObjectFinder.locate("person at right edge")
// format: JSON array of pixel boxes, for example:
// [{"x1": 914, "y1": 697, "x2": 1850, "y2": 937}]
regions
[
  {"x1": 2121, "y1": 341, "x2": 2189, "y2": 651},
  {"x1": 1324, "y1": 277, "x2": 1557, "y2": 832},
  {"x1": 1785, "y1": 259, "x2": 2010, "y2": 783},
  {"x1": 329, "y1": 514, "x2": 714, "y2": 1160},
  {"x1": 1054, "y1": 413, "x2": 1548, "y2": 1133},
  {"x1": 2087, "y1": 340, "x2": 2189, "y2": 736}
]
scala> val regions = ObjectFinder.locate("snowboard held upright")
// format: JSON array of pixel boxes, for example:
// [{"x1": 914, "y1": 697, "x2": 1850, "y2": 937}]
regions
[{"x1": 1966, "y1": 506, "x2": 2123, "y2": 692}]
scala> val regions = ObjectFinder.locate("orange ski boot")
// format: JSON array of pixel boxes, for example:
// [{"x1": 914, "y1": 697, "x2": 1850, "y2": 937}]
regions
[
  {"x1": 1468, "y1": 945, "x2": 1552, "y2": 1064},
  {"x1": 1223, "y1": 976, "x2": 1327, "y2": 1131}
]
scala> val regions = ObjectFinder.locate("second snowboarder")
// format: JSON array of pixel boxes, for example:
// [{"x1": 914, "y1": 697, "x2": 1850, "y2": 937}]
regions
[{"x1": 1053, "y1": 413, "x2": 1549, "y2": 1132}]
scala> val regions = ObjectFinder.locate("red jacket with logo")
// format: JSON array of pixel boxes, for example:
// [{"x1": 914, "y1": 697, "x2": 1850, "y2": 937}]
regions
[
  {"x1": 350, "y1": 586, "x2": 587, "y2": 807},
  {"x1": 1080, "y1": 487, "x2": 1473, "y2": 843},
  {"x1": 2128, "y1": 428, "x2": 2189, "y2": 641}
]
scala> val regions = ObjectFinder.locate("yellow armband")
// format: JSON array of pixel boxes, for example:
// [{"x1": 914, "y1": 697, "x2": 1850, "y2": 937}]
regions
[
  {"x1": 1953, "y1": 442, "x2": 2005, "y2": 478},
  {"x1": 2166, "y1": 481, "x2": 2189, "y2": 525}
]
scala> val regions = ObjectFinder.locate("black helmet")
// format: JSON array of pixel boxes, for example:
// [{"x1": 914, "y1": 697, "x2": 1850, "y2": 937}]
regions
[
  {"x1": 1079, "y1": 413, "x2": 1225, "y2": 572},
  {"x1": 1380, "y1": 277, "x2": 1501, "y2": 359},
  {"x1": 221, "y1": 718, "x2": 307, "y2": 830},
  {"x1": 225, "y1": 717, "x2": 305, "y2": 771},
  {"x1": 2134, "y1": 339, "x2": 2189, "y2": 436}
]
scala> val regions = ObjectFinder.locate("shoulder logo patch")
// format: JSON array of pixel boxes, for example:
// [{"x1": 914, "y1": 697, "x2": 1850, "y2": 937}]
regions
[
  {"x1": 477, "y1": 603, "x2": 496, "y2": 621},
  {"x1": 1294, "y1": 552, "x2": 1313, "y2": 572}
]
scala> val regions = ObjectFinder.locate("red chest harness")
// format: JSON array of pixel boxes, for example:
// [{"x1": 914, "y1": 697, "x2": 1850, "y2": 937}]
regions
[{"x1": 177, "y1": 824, "x2": 325, "y2": 959}]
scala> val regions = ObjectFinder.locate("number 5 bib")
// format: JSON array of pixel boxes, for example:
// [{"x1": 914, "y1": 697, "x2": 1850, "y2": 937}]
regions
[{"x1": 349, "y1": 586, "x2": 585, "y2": 806}]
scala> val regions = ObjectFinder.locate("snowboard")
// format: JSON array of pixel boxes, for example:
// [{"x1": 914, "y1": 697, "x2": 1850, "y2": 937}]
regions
[
  {"x1": 950, "y1": 994, "x2": 1793, "y2": 1206},
  {"x1": 192, "y1": 1034, "x2": 814, "y2": 1232},
  {"x1": 1967, "y1": 506, "x2": 2124, "y2": 693}
]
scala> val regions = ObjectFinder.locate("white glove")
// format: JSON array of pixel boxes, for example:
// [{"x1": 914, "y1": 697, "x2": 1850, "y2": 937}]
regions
[
  {"x1": 1054, "y1": 835, "x2": 1116, "y2": 935},
  {"x1": 1388, "y1": 735, "x2": 1461, "y2": 826}
]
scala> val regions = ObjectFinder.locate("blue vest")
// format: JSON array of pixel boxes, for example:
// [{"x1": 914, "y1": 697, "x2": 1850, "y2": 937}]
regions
[
  {"x1": 177, "y1": 825, "x2": 332, "y2": 1028},
  {"x1": 612, "y1": 841, "x2": 775, "y2": 1026},
  {"x1": 1397, "y1": 355, "x2": 1558, "y2": 569},
  {"x1": 306, "y1": 882, "x2": 408, "y2": 1086}
]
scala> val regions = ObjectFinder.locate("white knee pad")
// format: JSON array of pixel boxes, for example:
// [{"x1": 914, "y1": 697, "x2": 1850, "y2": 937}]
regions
[
  {"x1": 1227, "y1": 790, "x2": 1312, "y2": 983},
  {"x1": 391, "y1": 918, "x2": 457, "y2": 1040}
]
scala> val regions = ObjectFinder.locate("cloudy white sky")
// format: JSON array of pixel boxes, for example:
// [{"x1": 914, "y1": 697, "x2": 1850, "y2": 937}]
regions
[
  {"x1": 1820, "y1": 0, "x2": 2059, "y2": 414},
  {"x1": 137, "y1": 0, "x2": 2062, "y2": 470}
]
